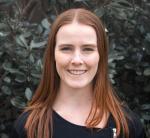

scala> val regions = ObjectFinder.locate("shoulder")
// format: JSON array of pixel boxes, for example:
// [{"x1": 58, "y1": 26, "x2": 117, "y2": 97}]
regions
[
  {"x1": 123, "y1": 106, "x2": 146, "y2": 138},
  {"x1": 10, "y1": 111, "x2": 30, "y2": 138},
  {"x1": 14, "y1": 111, "x2": 30, "y2": 132}
]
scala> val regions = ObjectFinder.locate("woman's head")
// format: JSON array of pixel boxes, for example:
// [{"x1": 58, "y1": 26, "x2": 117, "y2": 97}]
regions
[{"x1": 44, "y1": 8, "x2": 108, "y2": 94}]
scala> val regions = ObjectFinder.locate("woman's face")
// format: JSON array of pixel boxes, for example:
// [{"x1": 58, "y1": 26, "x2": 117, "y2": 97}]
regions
[{"x1": 55, "y1": 22, "x2": 99, "y2": 89}]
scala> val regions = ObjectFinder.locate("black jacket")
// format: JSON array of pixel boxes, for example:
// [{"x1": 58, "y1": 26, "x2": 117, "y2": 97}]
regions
[{"x1": 10, "y1": 108, "x2": 146, "y2": 138}]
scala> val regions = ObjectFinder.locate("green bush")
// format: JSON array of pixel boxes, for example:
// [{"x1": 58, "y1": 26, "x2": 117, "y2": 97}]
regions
[{"x1": 0, "y1": 0, "x2": 149, "y2": 137}]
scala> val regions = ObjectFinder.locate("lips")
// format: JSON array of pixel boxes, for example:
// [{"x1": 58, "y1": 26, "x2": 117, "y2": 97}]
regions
[{"x1": 67, "y1": 70, "x2": 87, "y2": 75}]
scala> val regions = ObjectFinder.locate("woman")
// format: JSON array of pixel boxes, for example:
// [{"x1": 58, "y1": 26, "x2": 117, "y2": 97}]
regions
[{"x1": 10, "y1": 8, "x2": 145, "y2": 138}]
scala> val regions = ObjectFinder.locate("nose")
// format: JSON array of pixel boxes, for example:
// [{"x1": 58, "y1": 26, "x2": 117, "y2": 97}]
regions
[{"x1": 71, "y1": 51, "x2": 83, "y2": 65}]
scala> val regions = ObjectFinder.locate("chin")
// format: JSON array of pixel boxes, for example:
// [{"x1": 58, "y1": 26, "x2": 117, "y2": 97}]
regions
[{"x1": 66, "y1": 81, "x2": 91, "y2": 89}]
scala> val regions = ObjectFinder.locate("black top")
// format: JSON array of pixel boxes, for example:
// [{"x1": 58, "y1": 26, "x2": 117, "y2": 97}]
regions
[{"x1": 10, "y1": 109, "x2": 146, "y2": 138}]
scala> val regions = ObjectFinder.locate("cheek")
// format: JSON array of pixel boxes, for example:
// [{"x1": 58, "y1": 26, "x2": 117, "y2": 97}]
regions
[
  {"x1": 86, "y1": 54, "x2": 99, "y2": 68},
  {"x1": 55, "y1": 52, "x2": 70, "y2": 69}
]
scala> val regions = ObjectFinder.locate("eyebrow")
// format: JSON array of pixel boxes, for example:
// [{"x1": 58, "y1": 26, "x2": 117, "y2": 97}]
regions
[{"x1": 58, "y1": 44, "x2": 97, "y2": 48}]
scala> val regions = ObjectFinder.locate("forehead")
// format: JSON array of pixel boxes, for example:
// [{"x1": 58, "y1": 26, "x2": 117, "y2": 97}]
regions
[{"x1": 56, "y1": 22, "x2": 97, "y2": 45}]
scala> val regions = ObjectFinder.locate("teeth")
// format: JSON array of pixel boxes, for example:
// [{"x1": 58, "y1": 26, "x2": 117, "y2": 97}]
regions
[{"x1": 68, "y1": 70, "x2": 86, "y2": 75}]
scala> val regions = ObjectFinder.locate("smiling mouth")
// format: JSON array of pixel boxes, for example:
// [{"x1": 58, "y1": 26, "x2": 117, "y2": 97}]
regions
[{"x1": 67, "y1": 70, "x2": 87, "y2": 75}]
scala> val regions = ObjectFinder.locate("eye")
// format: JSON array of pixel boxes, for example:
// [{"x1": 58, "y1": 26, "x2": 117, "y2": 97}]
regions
[
  {"x1": 83, "y1": 48, "x2": 94, "y2": 51},
  {"x1": 60, "y1": 47, "x2": 72, "y2": 51}
]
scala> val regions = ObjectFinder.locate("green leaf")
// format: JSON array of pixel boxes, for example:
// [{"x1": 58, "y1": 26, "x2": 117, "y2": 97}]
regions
[
  {"x1": 109, "y1": 62, "x2": 116, "y2": 68},
  {"x1": 25, "y1": 88, "x2": 32, "y2": 101},
  {"x1": 139, "y1": 25, "x2": 145, "y2": 33},
  {"x1": 22, "y1": 32, "x2": 32, "y2": 38},
  {"x1": 124, "y1": 63, "x2": 134, "y2": 69},
  {"x1": 110, "y1": 78, "x2": 115, "y2": 84},
  {"x1": 43, "y1": 29, "x2": 50, "y2": 37},
  {"x1": 142, "y1": 114, "x2": 150, "y2": 121},
  {"x1": 143, "y1": 68, "x2": 150, "y2": 76},
  {"x1": 145, "y1": 33, "x2": 150, "y2": 42},
  {"x1": 31, "y1": 73, "x2": 41, "y2": 79},
  {"x1": 29, "y1": 54, "x2": 34, "y2": 63},
  {"x1": 0, "y1": 23, "x2": 8, "y2": 29},
  {"x1": 111, "y1": 0, "x2": 131, "y2": 8},
  {"x1": 1, "y1": 85, "x2": 11, "y2": 95},
  {"x1": 109, "y1": 73, "x2": 114, "y2": 79},
  {"x1": 113, "y1": 8, "x2": 127, "y2": 20},
  {"x1": 140, "y1": 104, "x2": 150, "y2": 110},
  {"x1": 3, "y1": 77, "x2": 11, "y2": 83},
  {"x1": 116, "y1": 0, "x2": 131, "y2": 7},
  {"x1": 136, "y1": 71, "x2": 142, "y2": 76},
  {"x1": 2, "y1": 62, "x2": 24, "y2": 75},
  {"x1": 15, "y1": 35, "x2": 28, "y2": 48},
  {"x1": 95, "y1": 7, "x2": 105, "y2": 17},
  {"x1": 11, "y1": 96, "x2": 26, "y2": 109},
  {"x1": 37, "y1": 24, "x2": 43, "y2": 34},
  {"x1": 41, "y1": 18, "x2": 50, "y2": 29},
  {"x1": 0, "y1": 32, "x2": 10, "y2": 37},
  {"x1": 15, "y1": 74, "x2": 26, "y2": 83},
  {"x1": 110, "y1": 2, "x2": 122, "y2": 8},
  {"x1": 109, "y1": 69, "x2": 117, "y2": 75},
  {"x1": 16, "y1": 49, "x2": 28, "y2": 58},
  {"x1": 108, "y1": 51, "x2": 124, "y2": 63},
  {"x1": 32, "y1": 77, "x2": 40, "y2": 85},
  {"x1": 36, "y1": 59, "x2": 43, "y2": 70},
  {"x1": 30, "y1": 40, "x2": 47, "y2": 49}
]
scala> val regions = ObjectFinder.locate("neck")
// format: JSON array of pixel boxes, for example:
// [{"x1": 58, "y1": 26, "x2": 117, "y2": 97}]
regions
[{"x1": 53, "y1": 82, "x2": 93, "y2": 112}]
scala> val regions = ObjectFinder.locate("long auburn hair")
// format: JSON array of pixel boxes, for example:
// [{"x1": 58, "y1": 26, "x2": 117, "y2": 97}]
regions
[{"x1": 24, "y1": 8, "x2": 129, "y2": 138}]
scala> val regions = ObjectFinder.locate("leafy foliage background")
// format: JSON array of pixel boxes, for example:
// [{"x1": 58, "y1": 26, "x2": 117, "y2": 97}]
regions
[{"x1": 0, "y1": 0, "x2": 150, "y2": 137}]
